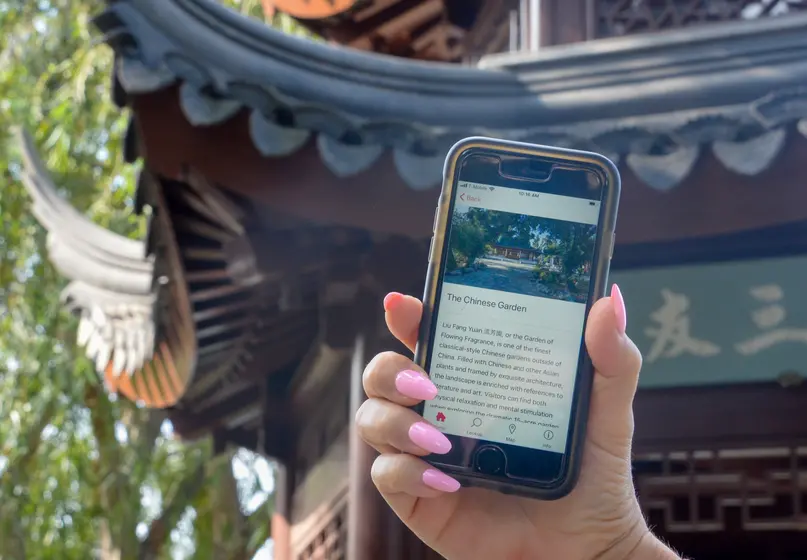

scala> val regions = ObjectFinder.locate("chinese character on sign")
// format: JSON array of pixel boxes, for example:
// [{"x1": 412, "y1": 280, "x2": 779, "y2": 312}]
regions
[
  {"x1": 735, "y1": 285, "x2": 807, "y2": 355},
  {"x1": 645, "y1": 289, "x2": 721, "y2": 363}
]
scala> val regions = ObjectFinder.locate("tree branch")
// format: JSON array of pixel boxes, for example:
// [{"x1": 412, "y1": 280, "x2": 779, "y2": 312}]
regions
[
  {"x1": 0, "y1": 396, "x2": 58, "y2": 559},
  {"x1": 0, "y1": 397, "x2": 58, "y2": 485},
  {"x1": 137, "y1": 459, "x2": 207, "y2": 560}
]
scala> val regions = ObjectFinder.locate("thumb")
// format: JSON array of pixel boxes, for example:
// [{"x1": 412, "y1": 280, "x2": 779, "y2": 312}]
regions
[{"x1": 584, "y1": 284, "x2": 642, "y2": 456}]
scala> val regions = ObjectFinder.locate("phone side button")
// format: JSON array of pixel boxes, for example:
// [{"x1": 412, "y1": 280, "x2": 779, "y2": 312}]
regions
[
  {"x1": 432, "y1": 207, "x2": 439, "y2": 233},
  {"x1": 609, "y1": 232, "x2": 616, "y2": 259},
  {"x1": 427, "y1": 236, "x2": 434, "y2": 263}
]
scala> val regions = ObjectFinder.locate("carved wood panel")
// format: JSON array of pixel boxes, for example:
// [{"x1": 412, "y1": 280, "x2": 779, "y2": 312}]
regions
[
  {"x1": 597, "y1": 0, "x2": 807, "y2": 38},
  {"x1": 635, "y1": 447, "x2": 807, "y2": 533},
  {"x1": 295, "y1": 488, "x2": 348, "y2": 560}
]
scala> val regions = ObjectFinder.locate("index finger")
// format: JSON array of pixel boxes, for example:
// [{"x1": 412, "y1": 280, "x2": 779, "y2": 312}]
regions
[{"x1": 383, "y1": 292, "x2": 423, "y2": 352}]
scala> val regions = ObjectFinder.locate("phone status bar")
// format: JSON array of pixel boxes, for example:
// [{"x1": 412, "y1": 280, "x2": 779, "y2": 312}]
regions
[{"x1": 455, "y1": 181, "x2": 599, "y2": 225}]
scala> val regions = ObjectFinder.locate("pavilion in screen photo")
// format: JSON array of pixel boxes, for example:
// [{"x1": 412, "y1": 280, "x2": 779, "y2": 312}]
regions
[{"x1": 445, "y1": 207, "x2": 596, "y2": 304}]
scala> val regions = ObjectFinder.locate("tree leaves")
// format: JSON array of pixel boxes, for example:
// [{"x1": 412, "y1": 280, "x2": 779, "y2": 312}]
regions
[{"x1": 0, "y1": 1, "x2": 284, "y2": 558}]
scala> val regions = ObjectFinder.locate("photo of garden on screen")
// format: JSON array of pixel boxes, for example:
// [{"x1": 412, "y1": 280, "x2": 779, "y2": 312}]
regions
[{"x1": 445, "y1": 207, "x2": 597, "y2": 304}]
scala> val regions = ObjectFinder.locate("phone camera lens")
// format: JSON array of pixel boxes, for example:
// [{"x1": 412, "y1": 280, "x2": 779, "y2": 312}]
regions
[{"x1": 475, "y1": 446, "x2": 507, "y2": 476}]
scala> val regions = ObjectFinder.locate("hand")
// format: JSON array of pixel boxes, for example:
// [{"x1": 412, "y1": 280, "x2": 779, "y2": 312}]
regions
[{"x1": 355, "y1": 287, "x2": 681, "y2": 560}]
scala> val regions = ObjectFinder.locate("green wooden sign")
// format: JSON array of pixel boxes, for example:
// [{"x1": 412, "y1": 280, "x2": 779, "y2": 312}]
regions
[{"x1": 610, "y1": 255, "x2": 807, "y2": 388}]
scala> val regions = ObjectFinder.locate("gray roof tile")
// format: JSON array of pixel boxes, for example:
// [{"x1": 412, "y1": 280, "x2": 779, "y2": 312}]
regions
[{"x1": 97, "y1": 0, "x2": 807, "y2": 190}]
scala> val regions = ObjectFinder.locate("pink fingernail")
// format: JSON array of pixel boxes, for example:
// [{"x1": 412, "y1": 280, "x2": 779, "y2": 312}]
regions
[
  {"x1": 383, "y1": 292, "x2": 403, "y2": 312},
  {"x1": 396, "y1": 370, "x2": 438, "y2": 401},
  {"x1": 409, "y1": 422, "x2": 452, "y2": 454},
  {"x1": 611, "y1": 284, "x2": 627, "y2": 335},
  {"x1": 422, "y1": 469, "x2": 461, "y2": 493}
]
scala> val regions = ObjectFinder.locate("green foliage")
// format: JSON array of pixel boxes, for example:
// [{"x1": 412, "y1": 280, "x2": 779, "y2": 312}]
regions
[
  {"x1": 449, "y1": 214, "x2": 488, "y2": 269},
  {"x1": 0, "y1": 1, "x2": 292, "y2": 558},
  {"x1": 538, "y1": 220, "x2": 597, "y2": 283},
  {"x1": 534, "y1": 269, "x2": 562, "y2": 287},
  {"x1": 452, "y1": 208, "x2": 596, "y2": 282}
]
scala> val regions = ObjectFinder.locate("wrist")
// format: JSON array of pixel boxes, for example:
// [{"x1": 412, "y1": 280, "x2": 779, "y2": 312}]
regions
[
  {"x1": 628, "y1": 532, "x2": 682, "y2": 560},
  {"x1": 593, "y1": 517, "x2": 681, "y2": 560}
]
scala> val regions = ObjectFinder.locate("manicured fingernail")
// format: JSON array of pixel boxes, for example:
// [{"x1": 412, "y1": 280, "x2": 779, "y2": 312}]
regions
[
  {"x1": 409, "y1": 422, "x2": 452, "y2": 454},
  {"x1": 422, "y1": 469, "x2": 461, "y2": 492},
  {"x1": 611, "y1": 283, "x2": 627, "y2": 335},
  {"x1": 396, "y1": 370, "x2": 438, "y2": 400},
  {"x1": 384, "y1": 292, "x2": 403, "y2": 312}
]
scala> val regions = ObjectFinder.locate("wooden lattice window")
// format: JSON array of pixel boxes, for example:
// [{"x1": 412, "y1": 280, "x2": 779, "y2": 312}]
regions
[
  {"x1": 597, "y1": 0, "x2": 807, "y2": 38},
  {"x1": 634, "y1": 447, "x2": 807, "y2": 533},
  {"x1": 296, "y1": 501, "x2": 347, "y2": 560}
]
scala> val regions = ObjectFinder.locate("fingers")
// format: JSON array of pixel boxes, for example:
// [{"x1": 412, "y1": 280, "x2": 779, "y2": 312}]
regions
[
  {"x1": 359, "y1": 351, "x2": 449, "y2": 454},
  {"x1": 584, "y1": 284, "x2": 643, "y2": 454},
  {"x1": 383, "y1": 292, "x2": 423, "y2": 352},
  {"x1": 372, "y1": 453, "x2": 461, "y2": 498},
  {"x1": 586, "y1": 285, "x2": 641, "y2": 381},
  {"x1": 363, "y1": 351, "x2": 437, "y2": 406},
  {"x1": 356, "y1": 398, "x2": 451, "y2": 456}
]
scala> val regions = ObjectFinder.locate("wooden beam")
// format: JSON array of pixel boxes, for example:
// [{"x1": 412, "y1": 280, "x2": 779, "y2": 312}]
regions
[
  {"x1": 135, "y1": 88, "x2": 807, "y2": 247},
  {"x1": 272, "y1": 463, "x2": 293, "y2": 560},
  {"x1": 347, "y1": 330, "x2": 384, "y2": 560},
  {"x1": 350, "y1": 0, "x2": 444, "y2": 50},
  {"x1": 187, "y1": 314, "x2": 318, "y2": 406},
  {"x1": 353, "y1": 0, "x2": 403, "y2": 22},
  {"x1": 248, "y1": 228, "x2": 372, "y2": 280},
  {"x1": 325, "y1": 0, "x2": 429, "y2": 43},
  {"x1": 633, "y1": 382, "x2": 807, "y2": 454},
  {"x1": 171, "y1": 388, "x2": 261, "y2": 432},
  {"x1": 222, "y1": 235, "x2": 269, "y2": 287}
]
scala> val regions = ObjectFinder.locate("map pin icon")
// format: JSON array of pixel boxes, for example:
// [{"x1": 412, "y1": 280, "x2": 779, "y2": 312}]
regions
[{"x1": 508, "y1": 424, "x2": 516, "y2": 434}]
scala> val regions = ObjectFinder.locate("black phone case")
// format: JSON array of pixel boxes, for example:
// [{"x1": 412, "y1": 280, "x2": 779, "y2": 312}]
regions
[{"x1": 413, "y1": 136, "x2": 621, "y2": 501}]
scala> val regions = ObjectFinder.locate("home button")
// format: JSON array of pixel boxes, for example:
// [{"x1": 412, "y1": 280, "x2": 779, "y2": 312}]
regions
[{"x1": 474, "y1": 446, "x2": 507, "y2": 476}]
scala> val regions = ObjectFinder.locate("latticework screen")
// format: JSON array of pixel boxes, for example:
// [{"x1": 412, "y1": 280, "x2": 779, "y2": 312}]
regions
[
  {"x1": 635, "y1": 447, "x2": 807, "y2": 533},
  {"x1": 295, "y1": 498, "x2": 348, "y2": 560},
  {"x1": 597, "y1": 0, "x2": 807, "y2": 38}
]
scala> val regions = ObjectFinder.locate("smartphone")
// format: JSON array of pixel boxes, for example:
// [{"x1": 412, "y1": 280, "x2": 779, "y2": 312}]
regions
[{"x1": 414, "y1": 137, "x2": 619, "y2": 500}]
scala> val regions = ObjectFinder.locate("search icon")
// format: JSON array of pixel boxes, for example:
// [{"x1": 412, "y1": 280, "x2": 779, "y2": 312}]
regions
[{"x1": 471, "y1": 417, "x2": 483, "y2": 428}]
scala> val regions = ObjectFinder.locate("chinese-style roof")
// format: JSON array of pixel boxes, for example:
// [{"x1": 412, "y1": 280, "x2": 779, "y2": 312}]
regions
[
  {"x1": 268, "y1": 0, "x2": 494, "y2": 62},
  {"x1": 97, "y1": 0, "x2": 807, "y2": 191},
  {"x1": 493, "y1": 238, "x2": 535, "y2": 251},
  {"x1": 19, "y1": 124, "x2": 404, "y2": 447},
  {"x1": 16, "y1": 129, "x2": 195, "y2": 408}
]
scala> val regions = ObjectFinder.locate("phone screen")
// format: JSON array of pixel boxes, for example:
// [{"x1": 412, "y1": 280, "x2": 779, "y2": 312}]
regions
[{"x1": 422, "y1": 152, "x2": 603, "y2": 472}]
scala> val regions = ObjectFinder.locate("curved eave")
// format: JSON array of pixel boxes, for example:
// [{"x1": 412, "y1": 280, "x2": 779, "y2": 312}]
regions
[
  {"x1": 96, "y1": 1, "x2": 807, "y2": 127},
  {"x1": 134, "y1": 88, "x2": 807, "y2": 245},
  {"x1": 17, "y1": 130, "x2": 193, "y2": 409},
  {"x1": 98, "y1": 1, "x2": 807, "y2": 191},
  {"x1": 16, "y1": 129, "x2": 151, "y2": 294}
]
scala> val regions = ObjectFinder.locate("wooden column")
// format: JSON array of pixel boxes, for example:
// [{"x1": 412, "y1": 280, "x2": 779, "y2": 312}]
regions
[
  {"x1": 271, "y1": 463, "x2": 292, "y2": 560},
  {"x1": 346, "y1": 305, "x2": 390, "y2": 560}
]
